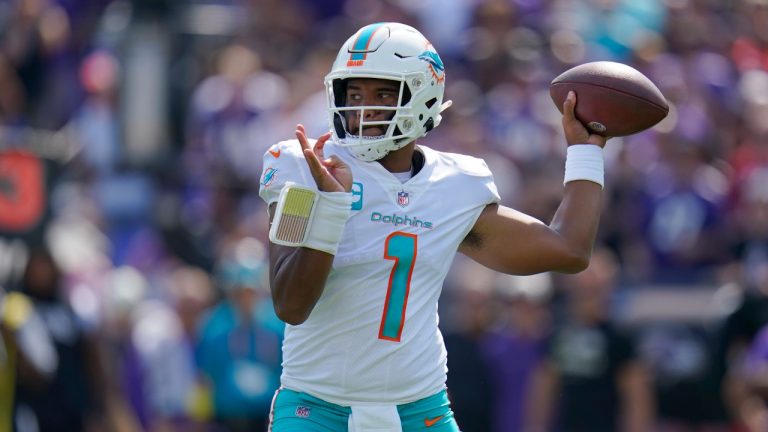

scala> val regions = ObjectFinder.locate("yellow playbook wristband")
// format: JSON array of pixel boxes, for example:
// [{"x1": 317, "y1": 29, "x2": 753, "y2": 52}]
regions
[{"x1": 269, "y1": 182, "x2": 353, "y2": 255}]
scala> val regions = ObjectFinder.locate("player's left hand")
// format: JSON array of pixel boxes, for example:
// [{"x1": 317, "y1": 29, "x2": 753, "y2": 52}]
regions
[
  {"x1": 562, "y1": 91, "x2": 608, "y2": 148},
  {"x1": 296, "y1": 124, "x2": 353, "y2": 193}
]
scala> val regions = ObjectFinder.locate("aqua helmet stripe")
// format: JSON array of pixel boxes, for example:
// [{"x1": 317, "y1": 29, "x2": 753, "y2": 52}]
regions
[{"x1": 349, "y1": 22, "x2": 386, "y2": 61}]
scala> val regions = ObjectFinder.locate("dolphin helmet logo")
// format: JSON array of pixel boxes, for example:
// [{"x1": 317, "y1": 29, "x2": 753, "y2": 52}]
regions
[
  {"x1": 418, "y1": 50, "x2": 444, "y2": 72},
  {"x1": 418, "y1": 50, "x2": 445, "y2": 83}
]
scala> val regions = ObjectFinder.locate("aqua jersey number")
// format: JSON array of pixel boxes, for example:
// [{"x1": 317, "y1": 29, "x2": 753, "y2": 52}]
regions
[{"x1": 378, "y1": 232, "x2": 417, "y2": 342}]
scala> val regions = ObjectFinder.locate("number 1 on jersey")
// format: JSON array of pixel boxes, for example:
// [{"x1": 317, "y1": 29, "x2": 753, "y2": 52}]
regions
[{"x1": 379, "y1": 232, "x2": 417, "y2": 342}]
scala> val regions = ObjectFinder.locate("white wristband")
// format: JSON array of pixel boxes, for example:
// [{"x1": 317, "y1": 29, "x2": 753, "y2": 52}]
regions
[
  {"x1": 563, "y1": 144, "x2": 604, "y2": 188},
  {"x1": 269, "y1": 182, "x2": 352, "y2": 255},
  {"x1": 309, "y1": 190, "x2": 353, "y2": 254}
]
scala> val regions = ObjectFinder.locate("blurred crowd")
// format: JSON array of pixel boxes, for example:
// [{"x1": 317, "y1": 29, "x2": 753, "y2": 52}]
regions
[{"x1": 1, "y1": 0, "x2": 768, "y2": 431}]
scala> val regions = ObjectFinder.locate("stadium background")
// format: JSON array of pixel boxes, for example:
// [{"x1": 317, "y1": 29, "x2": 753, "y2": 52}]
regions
[{"x1": 1, "y1": 0, "x2": 768, "y2": 431}]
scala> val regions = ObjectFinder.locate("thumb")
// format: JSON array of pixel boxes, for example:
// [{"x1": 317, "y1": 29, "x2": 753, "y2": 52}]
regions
[
  {"x1": 562, "y1": 91, "x2": 576, "y2": 119},
  {"x1": 324, "y1": 155, "x2": 349, "y2": 170}
]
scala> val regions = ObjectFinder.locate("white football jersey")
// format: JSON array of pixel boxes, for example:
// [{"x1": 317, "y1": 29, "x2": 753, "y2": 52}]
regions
[{"x1": 259, "y1": 139, "x2": 499, "y2": 405}]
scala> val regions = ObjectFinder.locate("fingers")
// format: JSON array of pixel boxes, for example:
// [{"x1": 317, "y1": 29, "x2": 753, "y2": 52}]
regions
[
  {"x1": 562, "y1": 91, "x2": 576, "y2": 120},
  {"x1": 296, "y1": 125, "x2": 332, "y2": 154},
  {"x1": 296, "y1": 125, "x2": 332, "y2": 183},
  {"x1": 296, "y1": 124, "x2": 310, "y2": 152},
  {"x1": 315, "y1": 131, "x2": 332, "y2": 148},
  {"x1": 305, "y1": 150, "x2": 350, "y2": 192},
  {"x1": 325, "y1": 155, "x2": 352, "y2": 192},
  {"x1": 295, "y1": 124, "x2": 349, "y2": 191},
  {"x1": 303, "y1": 147, "x2": 325, "y2": 179},
  {"x1": 295, "y1": 124, "x2": 321, "y2": 177},
  {"x1": 325, "y1": 154, "x2": 347, "y2": 170},
  {"x1": 560, "y1": 92, "x2": 608, "y2": 147},
  {"x1": 561, "y1": 91, "x2": 590, "y2": 145},
  {"x1": 315, "y1": 151, "x2": 348, "y2": 176},
  {"x1": 314, "y1": 131, "x2": 332, "y2": 160}
]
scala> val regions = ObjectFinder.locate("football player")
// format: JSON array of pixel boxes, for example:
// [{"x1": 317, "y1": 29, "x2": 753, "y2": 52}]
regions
[{"x1": 260, "y1": 22, "x2": 608, "y2": 432}]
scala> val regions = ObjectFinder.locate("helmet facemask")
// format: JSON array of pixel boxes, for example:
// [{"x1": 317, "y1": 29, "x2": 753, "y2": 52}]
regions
[{"x1": 327, "y1": 76, "x2": 424, "y2": 162}]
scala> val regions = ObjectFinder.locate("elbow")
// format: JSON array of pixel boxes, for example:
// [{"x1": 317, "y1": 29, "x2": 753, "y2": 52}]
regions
[
  {"x1": 274, "y1": 303, "x2": 311, "y2": 326},
  {"x1": 557, "y1": 250, "x2": 591, "y2": 274}
]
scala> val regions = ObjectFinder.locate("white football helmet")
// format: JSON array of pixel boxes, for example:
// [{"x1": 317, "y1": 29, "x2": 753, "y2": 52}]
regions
[{"x1": 324, "y1": 22, "x2": 451, "y2": 161}]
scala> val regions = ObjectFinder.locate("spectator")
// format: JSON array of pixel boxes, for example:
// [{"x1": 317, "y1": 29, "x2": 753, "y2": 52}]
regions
[
  {"x1": 483, "y1": 272, "x2": 552, "y2": 432},
  {"x1": 717, "y1": 276, "x2": 768, "y2": 429},
  {"x1": 2, "y1": 0, "x2": 768, "y2": 429},
  {"x1": 526, "y1": 248, "x2": 655, "y2": 432},
  {"x1": 14, "y1": 246, "x2": 108, "y2": 431},
  {"x1": 725, "y1": 323, "x2": 768, "y2": 432},
  {"x1": 196, "y1": 238, "x2": 283, "y2": 432},
  {"x1": 442, "y1": 260, "x2": 497, "y2": 432},
  {"x1": 129, "y1": 265, "x2": 215, "y2": 431},
  {"x1": 0, "y1": 286, "x2": 57, "y2": 432}
]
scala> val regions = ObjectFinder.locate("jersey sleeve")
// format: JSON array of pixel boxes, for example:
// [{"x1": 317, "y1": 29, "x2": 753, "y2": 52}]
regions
[
  {"x1": 474, "y1": 158, "x2": 501, "y2": 206},
  {"x1": 449, "y1": 152, "x2": 501, "y2": 208},
  {"x1": 258, "y1": 139, "x2": 316, "y2": 206}
]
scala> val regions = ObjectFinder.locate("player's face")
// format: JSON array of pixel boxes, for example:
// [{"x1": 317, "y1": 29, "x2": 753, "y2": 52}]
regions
[{"x1": 344, "y1": 78, "x2": 399, "y2": 136}]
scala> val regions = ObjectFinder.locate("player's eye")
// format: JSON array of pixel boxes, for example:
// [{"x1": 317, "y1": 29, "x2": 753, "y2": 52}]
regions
[
  {"x1": 379, "y1": 92, "x2": 397, "y2": 104},
  {"x1": 347, "y1": 93, "x2": 362, "y2": 104}
]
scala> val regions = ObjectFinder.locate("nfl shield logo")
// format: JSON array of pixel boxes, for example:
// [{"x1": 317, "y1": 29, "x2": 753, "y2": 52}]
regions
[
  {"x1": 397, "y1": 190, "x2": 410, "y2": 207},
  {"x1": 295, "y1": 406, "x2": 311, "y2": 418}
]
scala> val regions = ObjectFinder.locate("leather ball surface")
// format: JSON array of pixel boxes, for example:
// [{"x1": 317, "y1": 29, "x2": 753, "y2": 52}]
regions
[{"x1": 550, "y1": 61, "x2": 669, "y2": 137}]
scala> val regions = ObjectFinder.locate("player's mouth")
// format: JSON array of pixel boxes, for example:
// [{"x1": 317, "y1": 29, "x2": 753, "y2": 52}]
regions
[
  {"x1": 349, "y1": 126, "x2": 385, "y2": 136},
  {"x1": 362, "y1": 126, "x2": 384, "y2": 136}
]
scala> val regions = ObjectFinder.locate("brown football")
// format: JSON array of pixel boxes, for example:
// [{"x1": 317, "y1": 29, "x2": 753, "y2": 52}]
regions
[{"x1": 550, "y1": 61, "x2": 669, "y2": 137}]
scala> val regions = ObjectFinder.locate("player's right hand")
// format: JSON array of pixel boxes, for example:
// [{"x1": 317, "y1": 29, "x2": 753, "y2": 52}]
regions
[{"x1": 296, "y1": 124, "x2": 353, "y2": 193}]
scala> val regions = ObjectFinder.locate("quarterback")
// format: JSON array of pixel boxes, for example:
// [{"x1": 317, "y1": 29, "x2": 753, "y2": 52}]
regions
[{"x1": 260, "y1": 22, "x2": 608, "y2": 432}]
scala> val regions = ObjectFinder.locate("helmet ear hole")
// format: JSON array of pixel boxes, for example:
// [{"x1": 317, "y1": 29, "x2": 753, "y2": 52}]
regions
[
  {"x1": 401, "y1": 84, "x2": 412, "y2": 106},
  {"x1": 425, "y1": 98, "x2": 437, "y2": 109},
  {"x1": 424, "y1": 118, "x2": 435, "y2": 132}
]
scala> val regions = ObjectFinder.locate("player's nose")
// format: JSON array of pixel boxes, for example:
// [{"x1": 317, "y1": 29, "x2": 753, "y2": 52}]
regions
[
  {"x1": 362, "y1": 103, "x2": 386, "y2": 119},
  {"x1": 363, "y1": 108, "x2": 378, "y2": 119}
]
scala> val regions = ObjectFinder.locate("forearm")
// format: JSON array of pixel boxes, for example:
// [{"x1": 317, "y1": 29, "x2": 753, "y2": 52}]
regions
[
  {"x1": 548, "y1": 180, "x2": 603, "y2": 272},
  {"x1": 265, "y1": 174, "x2": 352, "y2": 322},
  {"x1": 269, "y1": 242, "x2": 334, "y2": 325}
]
